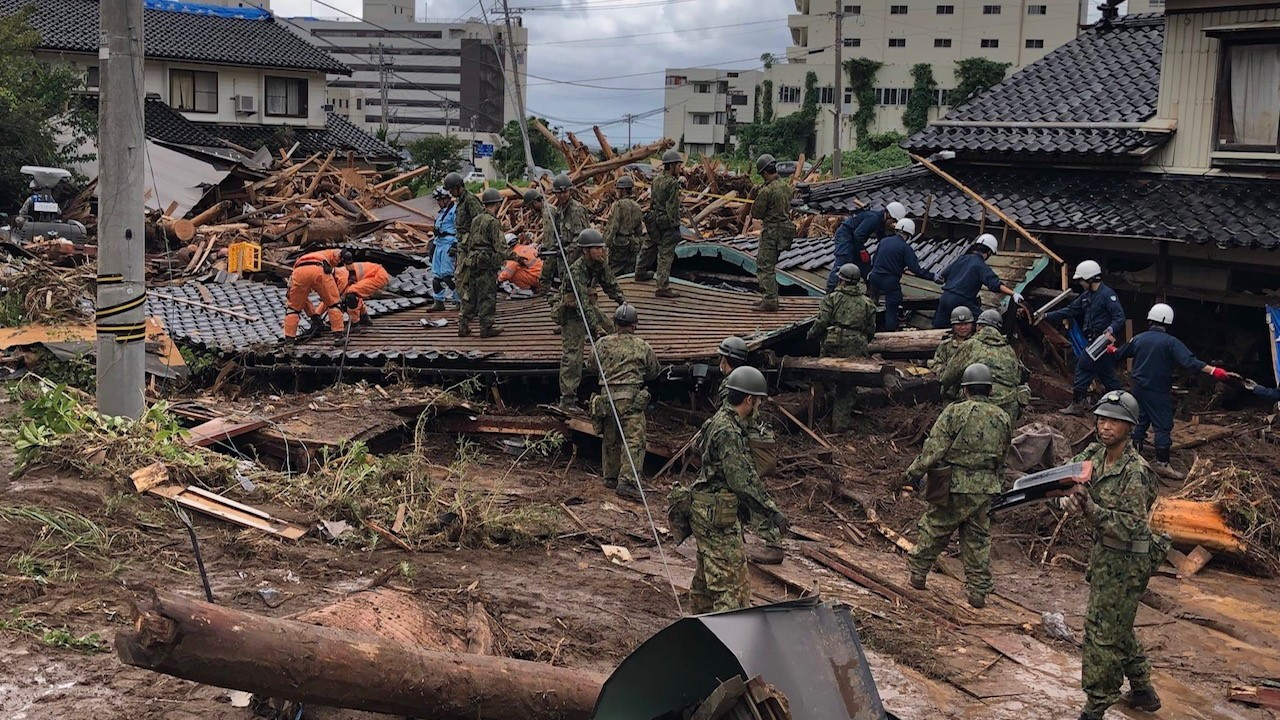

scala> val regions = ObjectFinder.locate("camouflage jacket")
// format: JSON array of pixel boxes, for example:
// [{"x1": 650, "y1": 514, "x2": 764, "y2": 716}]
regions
[
  {"x1": 604, "y1": 198, "x2": 645, "y2": 246},
  {"x1": 930, "y1": 336, "x2": 965, "y2": 402},
  {"x1": 454, "y1": 191, "x2": 485, "y2": 239},
  {"x1": 594, "y1": 331, "x2": 659, "y2": 389},
  {"x1": 751, "y1": 177, "x2": 795, "y2": 235},
  {"x1": 906, "y1": 397, "x2": 1012, "y2": 494},
  {"x1": 1073, "y1": 442, "x2": 1157, "y2": 545},
  {"x1": 649, "y1": 173, "x2": 681, "y2": 229},
  {"x1": 940, "y1": 327, "x2": 1025, "y2": 407},
  {"x1": 542, "y1": 199, "x2": 590, "y2": 251},
  {"x1": 559, "y1": 255, "x2": 625, "y2": 310},
  {"x1": 807, "y1": 281, "x2": 876, "y2": 357},
  {"x1": 692, "y1": 406, "x2": 780, "y2": 518},
  {"x1": 462, "y1": 212, "x2": 510, "y2": 270}
]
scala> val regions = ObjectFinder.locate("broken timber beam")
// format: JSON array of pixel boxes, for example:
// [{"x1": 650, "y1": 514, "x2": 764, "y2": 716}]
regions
[
  {"x1": 867, "y1": 329, "x2": 949, "y2": 358},
  {"x1": 116, "y1": 588, "x2": 606, "y2": 720},
  {"x1": 773, "y1": 355, "x2": 894, "y2": 387},
  {"x1": 1150, "y1": 497, "x2": 1248, "y2": 556}
]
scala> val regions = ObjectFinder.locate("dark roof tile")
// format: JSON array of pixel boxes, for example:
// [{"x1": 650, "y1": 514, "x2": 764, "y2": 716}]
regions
[{"x1": 198, "y1": 113, "x2": 399, "y2": 162}]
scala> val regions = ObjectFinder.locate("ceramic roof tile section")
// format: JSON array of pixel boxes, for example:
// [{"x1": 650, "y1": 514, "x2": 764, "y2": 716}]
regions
[
  {"x1": 903, "y1": 15, "x2": 1166, "y2": 160},
  {"x1": 198, "y1": 113, "x2": 400, "y2": 163},
  {"x1": 796, "y1": 165, "x2": 1280, "y2": 249},
  {"x1": 80, "y1": 95, "x2": 223, "y2": 148},
  {"x1": 3, "y1": 0, "x2": 350, "y2": 74}
]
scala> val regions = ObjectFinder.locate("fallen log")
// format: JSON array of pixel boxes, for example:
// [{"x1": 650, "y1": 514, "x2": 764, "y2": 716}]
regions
[
  {"x1": 573, "y1": 140, "x2": 672, "y2": 184},
  {"x1": 867, "y1": 329, "x2": 949, "y2": 358},
  {"x1": 773, "y1": 355, "x2": 893, "y2": 387},
  {"x1": 1150, "y1": 497, "x2": 1249, "y2": 556},
  {"x1": 280, "y1": 217, "x2": 355, "y2": 242},
  {"x1": 160, "y1": 218, "x2": 196, "y2": 243},
  {"x1": 116, "y1": 588, "x2": 606, "y2": 720}
]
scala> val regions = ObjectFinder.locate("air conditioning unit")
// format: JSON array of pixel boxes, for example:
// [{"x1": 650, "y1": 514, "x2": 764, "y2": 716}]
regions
[{"x1": 234, "y1": 95, "x2": 256, "y2": 114}]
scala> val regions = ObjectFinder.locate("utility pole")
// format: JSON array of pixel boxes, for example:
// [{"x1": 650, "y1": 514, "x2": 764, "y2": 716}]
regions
[
  {"x1": 497, "y1": 1, "x2": 534, "y2": 177},
  {"x1": 97, "y1": 0, "x2": 146, "y2": 418},
  {"x1": 623, "y1": 113, "x2": 636, "y2": 148},
  {"x1": 374, "y1": 42, "x2": 392, "y2": 136},
  {"x1": 469, "y1": 114, "x2": 477, "y2": 164},
  {"x1": 443, "y1": 99, "x2": 452, "y2": 135},
  {"x1": 831, "y1": 11, "x2": 844, "y2": 178}
]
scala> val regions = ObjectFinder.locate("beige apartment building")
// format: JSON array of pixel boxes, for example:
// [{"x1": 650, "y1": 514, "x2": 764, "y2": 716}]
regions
[{"x1": 666, "y1": 0, "x2": 1084, "y2": 159}]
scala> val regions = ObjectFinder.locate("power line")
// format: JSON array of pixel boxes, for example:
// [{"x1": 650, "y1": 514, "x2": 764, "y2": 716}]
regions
[{"x1": 526, "y1": 18, "x2": 783, "y2": 46}]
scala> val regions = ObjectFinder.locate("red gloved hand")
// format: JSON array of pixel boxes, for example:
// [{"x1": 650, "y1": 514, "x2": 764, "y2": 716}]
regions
[
  {"x1": 1211, "y1": 367, "x2": 1229, "y2": 381},
  {"x1": 1105, "y1": 344, "x2": 1118, "y2": 354},
  {"x1": 859, "y1": 250, "x2": 872, "y2": 264}
]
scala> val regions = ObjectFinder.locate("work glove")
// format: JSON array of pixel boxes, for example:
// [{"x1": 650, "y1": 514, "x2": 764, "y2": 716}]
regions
[
  {"x1": 1210, "y1": 366, "x2": 1229, "y2": 382},
  {"x1": 770, "y1": 511, "x2": 790, "y2": 535},
  {"x1": 904, "y1": 472, "x2": 924, "y2": 492},
  {"x1": 1244, "y1": 378, "x2": 1259, "y2": 391},
  {"x1": 1105, "y1": 344, "x2": 1118, "y2": 355},
  {"x1": 343, "y1": 293, "x2": 359, "y2": 310},
  {"x1": 1012, "y1": 292, "x2": 1025, "y2": 304}
]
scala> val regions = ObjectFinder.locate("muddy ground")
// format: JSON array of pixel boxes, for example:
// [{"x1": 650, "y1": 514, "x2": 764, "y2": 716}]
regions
[{"x1": 1, "y1": 385, "x2": 1278, "y2": 720}]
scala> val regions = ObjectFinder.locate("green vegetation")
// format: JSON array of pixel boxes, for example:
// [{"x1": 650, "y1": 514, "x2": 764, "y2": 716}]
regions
[
  {"x1": 735, "y1": 71, "x2": 820, "y2": 161},
  {"x1": 903, "y1": 63, "x2": 937, "y2": 135},
  {"x1": 952, "y1": 58, "x2": 1012, "y2": 108},
  {"x1": 845, "y1": 58, "x2": 883, "y2": 145},
  {"x1": 404, "y1": 134, "x2": 470, "y2": 194},
  {"x1": 0, "y1": 610, "x2": 107, "y2": 653},
  {"x1": 822, "y1": 131, "x2": 909, "y2": 176},
  {"x1": 759, "y1": 80, "x2": 774, "y2": 124},
  {"x1": 493, "y1": 117, "x2": 569, "y2": 179}
]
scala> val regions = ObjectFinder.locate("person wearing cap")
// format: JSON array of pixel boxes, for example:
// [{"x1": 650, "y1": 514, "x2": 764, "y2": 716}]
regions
[
  {"x1": 557, "y1": 228, "x2": 627, "y2": 411},
  {"x1": 682, "y1": 365, "x2": 786, "y2": 613},
  {"x1": 635, "y1": 149, "x2": 684, "y2": 298},
  {"x1": 539, "y1": 174, "x2": 591, "y2": 297},
  {"x1": 1045, "y1": 260, "x2": 1127, "y2": 415},
  {"x1": 940, "y1": 309, "x2": 1029, "y2": 425},
  {"x1": 749, "y1": 154, "x2": 796, "y2": 312},
  {"x1": 457, "y1": 189, "x2": 513, "y2": 338},
  {"x1": 868, "y1": 217, "x2": 936, "y2": 331},
  {"x1": 1059, "y1": 390, "x2": 1165, "y2": 720},
  {"x1": 603, "y1": 176, "x2": 644, "y2": 276},
  {"x1": 929, "y1": 306, "x2": 976, "y2": 401},
  {"x1": 806, "y1": 263, "x2": 876, "y2": 432},
  {"x1": 829, "y1": 201, "x2": 906, "y2": 292},
  {"x1": 904, "y1": 362, "x2": 1013, "y2": 609},
  {"x1": 932, "y1": 234, "x2": 1025, "y2": 329},
  {"x1": 429, "y1": 187, "x2": 458, "y2": 311},
  {"x1": 333, "y1": 260, "x2": 390, "y2": 345},
  {"x1": 282, "y1": 248, "x2": 351, "y2": 340},
  {"x1": 590, "y1": 304, "x2": 659, "y2": 501},
  {"x1": 498, "y1": 232, "x2": 543, "y2": 292},
  {"x1": 1114, "y1": 303, "x2": 1232, "y2": 479}
]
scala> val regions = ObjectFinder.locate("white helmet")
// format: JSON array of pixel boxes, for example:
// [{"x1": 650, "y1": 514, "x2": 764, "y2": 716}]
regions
[
  {"x1": 976, "y1": 233, "x2": 998, "y2": 255},
  {"x1": 896, "y1": 218, "x2": 916, "y2": 235},
  {"x1": 886, "y1": 201, "x2": 907, "y2": 221},
  {"x1": 1072, "y1": 260, "x2": 1102, "y2": 281},
  {"x1": 1147, "y1": 302, "x2": 1173, "y2": 325}
]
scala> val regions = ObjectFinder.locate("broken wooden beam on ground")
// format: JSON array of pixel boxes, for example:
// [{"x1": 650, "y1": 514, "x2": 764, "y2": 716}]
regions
[
  {"x1": 1150, "y1": 498, "x2": 1248, "y2": 557},
  {"x1": 772, "y1": 355, "x2": 895, "y2": 387},
  {"x1": 146, "y1": 484, "x2": 308, "y2": 541},
  {"x1": 116, "y1": 588, "x2": 606, "y2": 720},
  {"x1": 867, "y1": 329, "x2": 949, "y2": 358}
]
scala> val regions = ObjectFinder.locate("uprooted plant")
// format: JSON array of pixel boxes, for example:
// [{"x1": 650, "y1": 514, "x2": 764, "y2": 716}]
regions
[{"x1": 0, "y1": 258, "x2": 93, "y2": 327}]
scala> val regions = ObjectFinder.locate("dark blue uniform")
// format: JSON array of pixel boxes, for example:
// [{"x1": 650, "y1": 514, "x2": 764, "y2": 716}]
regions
[
  {"x1": 869, "y1": 234, "x2": 935, "y2": 331},
  {"x1": 1252, "y1": 384, "x2": 1280, "y2": 402},
  {"x1": 829, "y1": 207, "x2": 887, "y2": 291},
  {"x1": 1116, "y1": 327, "x2": 1205, "y2": 450},
  {"x1": 1045, "y1": 283, "x2": 1126, "y2": 398},
  {"x1": 932, "y1": 252, "x2": 1002, "y2": 328}
]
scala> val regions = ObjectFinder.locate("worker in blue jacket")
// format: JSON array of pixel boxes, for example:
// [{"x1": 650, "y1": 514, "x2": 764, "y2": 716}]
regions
[
  {"x1": 1114, "y1": 303, "x2": 1231, "y2": 478},
  {"x1": 868, "y1": 218, "x2": 935, "y2": 331},
  {"x1": 828, "y1": 201, "x2": 907, "y2": 292},
  {"x1": 932, "y1": 234, "x2": 1025, "y2": 328},
  {"x1": 429, "y1": 187, "x2": 458, "y2": 311},
  {"x1": 1044, "y1": 260, "x2": 1126, "y2": 415}
]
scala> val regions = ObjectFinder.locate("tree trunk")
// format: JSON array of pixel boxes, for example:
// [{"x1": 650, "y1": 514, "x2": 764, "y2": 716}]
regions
[
  {"x1": 572, "y1": 140, "x2": 673, "y2": 184},
  {"x1": 278, "y1": 218, "x2": 354, "y2": 242},
  {"x1": 867, "y1": 329, "x2": 949, "y2": 358},
  {"x1": 772, "y1": 356, "x2": 892, "y2": 386},
  {"x1": 115, "y1": 588, "x2": 606, "y2": 720},
  {"x1": 1150, "y1": 498, "x2": 1248, "y2": 556}
]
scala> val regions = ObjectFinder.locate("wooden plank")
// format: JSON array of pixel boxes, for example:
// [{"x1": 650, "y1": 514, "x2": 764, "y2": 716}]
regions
[
  {"x1": 1230, "y1": 686, "x2": 1280, "y2": 710},
  {"x1": 185, "y1": 416, "x2": 271, "y2": 448},
  {"x1": 0, "y1": 324, "x2": 94, "y2": 349},
  {"x1": 771, "y1": 401, "x2": 834, "y2": 450},
  {"x1": 1172, "y1": 545, "x2": 1213, "y2": 577},
  {"x1": 130, "y1": 462, "x2": 169, "y2": 494},
  {"x1": 434, "y1": 414, "x2": 562, "y2": 436},
  {"x1": 147, "y1": 484, "x2": 307, "y2": 541}
]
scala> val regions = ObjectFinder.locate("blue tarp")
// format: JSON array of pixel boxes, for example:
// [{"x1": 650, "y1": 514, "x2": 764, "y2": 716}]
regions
[
  {"x1": 1266, "y1": 306, "x2": 1280, "y2": 386},
  {"x1": 144, "y1": 0, "x2": 270, "y2": 20}
]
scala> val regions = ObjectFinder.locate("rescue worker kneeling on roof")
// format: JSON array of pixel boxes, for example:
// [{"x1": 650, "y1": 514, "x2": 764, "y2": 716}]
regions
[
  {"x1": 334, "y1": 260, "x2": 391, "y2": 339},
  {"x1": 283, "y1": 248, "x2": 352, "y2": 341}
]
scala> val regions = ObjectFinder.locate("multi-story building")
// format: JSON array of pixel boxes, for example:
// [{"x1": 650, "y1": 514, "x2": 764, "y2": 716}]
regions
[
  {"x1": 665, "y1": 0, "x2": 1082, "y2": 159},
  {"x1": 662, "y1": 69, "x2": 764, "y2": 158},
  {"x1": 281, "y1": 0, "x2": 528, "y2": 175}
]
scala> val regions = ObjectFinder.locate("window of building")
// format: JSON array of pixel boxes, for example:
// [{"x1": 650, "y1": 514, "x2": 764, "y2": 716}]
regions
[
  {"x1": 876, "y1": 88, "x2": 908, "y2": 105},
  {"x1": 937, "y1": 5, "x2": 954, "y2": 13},
  {"x1": 265, "y1": 76, "x2": 308, "y2": 118},
  {"x1": 934, "y1": 38, "x2": 952, "y2": 48},
  {"x1": 890, "y1": 4, "x2": 907, "y2": 14},
  {"x1": 694, "y1": 83, "x2": 710, "y2": 94},
  {"x1": 934, "y1": 88, "x2": 951, "y2": 105},
  {"x1": 843, "y1": 4, "x2": 861, "y2": 13},
  {"x1": 86, "y1": 66, "x2": 99, "y2": 89},
  {"x1": 170, "y1": 69, "x2": 218, "y2": 113},
  {"x1": 714, "y1": 111, "x2": 726, "y2": 124},
  {"x1": 717, "y1": 81, "x2": 729, "y2": 93},
  {"x1": 665, "y1": 75, "x2": 687, "y2": 86},
  {"x1": 1028, "y1": 4, "x2": 1047, "y2": 14},
  {"x1": 1026, "y1": 39, "x2": 1044, "y2": 48},
  {"x1": 691, "y1": 113, "x2": 710, "y2": 125},
  {"x1": 888, "y1": 37, "x2": 906, "y2": 47},
  {"x1": 981, "y1": 38, "x2": 1000, "y2": 48},
  {"x1": 730, "y1": 93, "x2": 748, "y2": 106},
  {"x1": 778, "y1": 85, "x2": 801, "y2": 103},
  {"x1": 843, "y1": 38, "x2": 860, "y2": 47},
  {"x1": 818, "y1": 86, "x2": 835, "y2": 104},
  {"x1": 1215, "y1": 41, "x2": 1280, "y2": 153},
  {"x1": 983, "y1": 5, "x2": 1001, "y2": 14},
  {"x1": 844, "y1": 87, "x2": 853, "y2": 105},
  {"x1": 356, "y1": 98, "x2": 363, "y2": 109}
]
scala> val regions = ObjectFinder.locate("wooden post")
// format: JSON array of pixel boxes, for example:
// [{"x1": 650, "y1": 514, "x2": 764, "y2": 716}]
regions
[{"x1": 919, "y1": 193, "x2": 934, "y2": 236}]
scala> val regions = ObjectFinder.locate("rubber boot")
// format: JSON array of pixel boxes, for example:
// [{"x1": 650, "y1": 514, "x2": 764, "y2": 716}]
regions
[
  {"x1": 614, "y1": 480, "x2": 643, "y2": 501},
  {"x1": 479, "y1": 326, "x2": 503, "y2": 338},
  {"x1": 909, "y1": 574, "x2": 927, "y2": 590},
  {"x1": 1059, "y1": 395, "x2": 1088, "y2": 416},
  {"x1": 655, "y1": 287, "x2": 681, "y2": 298},
  {"x1": 429, "y1": 300, "x2": 446, "y2": 311},
  {"x1": 1121, "y1": 686, "x2": 1161, "y2": 712},
  {"x1": 748, "y1": 544, "x2": 785, "y2": 565},
  {"x1": 558, "y1": 396, "x2": 580, "y2": 413},
  {"x1": 603, "y1": 476, "x2": 618, "y2": 490},
  {"x1": 358, "y1": 313, "x2": 373, "y2": 327},
  {"x1": 967, "y1": 592, "x2": 986, "y2": 609},
  {"x1": 457, "y1": 323, "x2": 472, "y2": 337},
  {"x1": 1152, "y1": 446, "x2": 1183, "y2": 480},
  {"x1": 634, "y1": 271, "x2": 653, "y2": 282}
]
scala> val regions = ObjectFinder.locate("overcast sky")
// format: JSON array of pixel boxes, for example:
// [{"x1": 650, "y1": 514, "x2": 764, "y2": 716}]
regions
[{"x1": 270, "y1": 0, "x2": 1121, "y2": 145}]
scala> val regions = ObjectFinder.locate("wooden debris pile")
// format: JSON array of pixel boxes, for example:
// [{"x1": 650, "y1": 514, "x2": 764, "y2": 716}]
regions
[
  {"x1": 1152, "y1": 457, "x2": 1279, "y2": 575},
  {"x1": 0, "y1": 257, "x2": 94, "y2": 325}
]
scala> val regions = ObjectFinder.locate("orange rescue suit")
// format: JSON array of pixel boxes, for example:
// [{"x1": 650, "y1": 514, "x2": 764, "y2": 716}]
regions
[
  {"x1": 283, "y1": 249, "x2": 346, "y2": 338},
  {"x1": 335, "y1": 261, "x2": 391, "y2": 323}
]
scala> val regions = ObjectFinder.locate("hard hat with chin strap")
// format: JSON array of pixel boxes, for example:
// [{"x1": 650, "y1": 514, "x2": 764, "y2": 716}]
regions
[
  {"x1": 661, "y1": 149, "x2": 683, "y2": 164},
  {"x1": 975, "y1": 233, "x2": 998, "y2": 255},
  {"x1": 886, "y1": 201, "x2": 907, "y2": 221},
  {"x1": 725, "y1": 366, "x2": 768, "y2": 396},
  {"x1": 950, "y1": 306, "x2": 974, "y2": 324},
  {"x1": 1073, "y1": 259, "x2": 1103, "y2": 282},
  {"x1": 1147, "y1": 303, "x2": 1173, "y2": 325},
  {"x1": 977, "y1": 308, "x2": 1002, "y2": 329},
  {"x1": 961, "y1": 363, "x2": 993, "y2": 388},
  {"x1": 614, "y1": 303, "x2": 638, "y2": 325},
  {"x1": 838, "y1": 263, "x2": 861, "y2": 282},
  {"x1": 718, "y1": 336, "x2": 749, "y2": 361},
  {"x1": 896, "y1": 218, "x2": 916, "y2": 235},
  {"x1": 1094, "y1": 390, "x2": 1140, "y2": 425},
  {"x1": 616, "y1": 176, "x2": 635, "y2": 190}
]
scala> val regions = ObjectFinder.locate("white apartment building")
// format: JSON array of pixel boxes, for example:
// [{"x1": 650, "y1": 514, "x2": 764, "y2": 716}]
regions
[
  {"x1": 666, "y1": 0, "x2": 1082, "y2": 159},
  {"x1": 662, "y1": 69, "x2": 764, "y2": 158}
]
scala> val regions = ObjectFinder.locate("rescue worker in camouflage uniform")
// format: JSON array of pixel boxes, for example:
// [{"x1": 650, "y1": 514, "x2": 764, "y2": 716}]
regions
[
  {"x1": 905, "y1": 363, "x2": 1013, "y2": 609},
  {"x1": 445, "y1": 172, "x2": 484, "y2": 291},
  {"x1": 539, "y1": 174, "x2": 591, "y2": 298},
  {"x1": 557, "y1": 228, "x2": 627, "y2": 411},
  {"x1": 930, "y1": 306, "x2": 976, "y2": 402},
  {"x1": 685, "y1": 366, "x2": 786, "y2": 613},
  {"x1": 749, "y1": 154, "x2": 796, "y2": 312},
  {"x1": 603, "y1": 176, "x2": 644, "y2": 277},
  {"x1": 591, "y1": 304, "x2": 659, "y2": 501},
  {"x1": 456, "y1": 189, "x2": 512, "y2": 338},
  {"x1": 806, "y1": 263, "x2": 876, "y2": 432},
  {"x1": 635, "y1": 149, "x2": 684, "y2": 298},
  {"x1": 940, "y1": 309, "x2": 1029, "y2": 425},
  {"x1": 1059, "y1": 390, "x2": 1164, "y2": 720}
]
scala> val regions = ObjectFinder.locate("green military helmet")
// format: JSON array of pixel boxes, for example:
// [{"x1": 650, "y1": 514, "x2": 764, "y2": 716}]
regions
[
  {"x1": 756, "y1": 153, "x2": 777, "y2": 173},
  {"x1": 552, "y1": 174, "x2": 572, "y2": 192},
  {"x1": 443, "y1": 172, "x2": 464, "y2": 190},
  {"x1": 1094, "y1": 390, "x2": 1140, "y2": 424},
  {"x1": 837, "y1": 263, "x2": 861, "y2": 283},
  {"x1": 522, "y1": 189, "x2": 543, "y2": 204},
  {"x1": 616, "y1": 176, "x2": 635, "y2": 190},
  {"x1": 481, "y1": 188, "x2": 503, "y2": 204},
  {"x1": 725, "y1": 365, "x2": 768, "y2": 396},
  {"x1": 960, "y1": 362, "x2": 993, "y2": 388},
  {"x1": 614, "y1": 303, "x2": 638, "y2": 326},
  {"x1": 661, "y1": 149, "x2": 683, "y2": 165},
  {"x1": 718, "y1": 335, "x2": 749, "y2": 362},
  {"x1": 576, "y1": 228, "x2": 605, "y2": 247},
  {"x1": 950, "y1": 306, "x2": 975, "y2": 324},
  {"x1": 977, "y1": 308, "x2": 1002, "y2": 329}
]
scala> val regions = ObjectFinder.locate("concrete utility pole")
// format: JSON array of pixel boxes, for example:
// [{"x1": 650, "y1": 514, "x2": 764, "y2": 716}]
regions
[
  {"x1": 831, "y1": 11, "x2": 845, "y2": 178},
  {"x1": 469, "y1": 114, "x2": 477, "y2": 164},
  {"x1": 443, "y1": 99, "x2": 452, "y2": 135},
  {"x1": 374, "y1": 42, "x2": 392, "y2": 136},
  {"x1": 623, "y1": 113, "x2": 637, "y2": 148},
  {"x1": 97, "y1": 0, "x2": 147, "y2": 418},
  {"x1": 497, "y1": 0, "x2": 535, "y2": 177}
]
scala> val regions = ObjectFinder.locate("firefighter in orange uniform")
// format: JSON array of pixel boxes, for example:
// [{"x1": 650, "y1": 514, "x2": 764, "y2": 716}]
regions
[
  {"x1": 498, "y1": 233, "x2": 543, "y2": 292},
  {"x1": 283, "y1": 248, "x2": 352, "y2": 341},
  {"x1": 335, "y1": 260, "x2": 391, "y2": 333}
]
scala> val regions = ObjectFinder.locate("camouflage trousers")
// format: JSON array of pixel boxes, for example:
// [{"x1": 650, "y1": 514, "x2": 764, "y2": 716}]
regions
[
  {"x1": 689, "y1": 490, "x2": 749, "y2": 614},
  {"x1": 458, "y1": 258, "x2": 498, "y2": 331},
  {"x1": 1081, "y1": 545, "x2": 1154, "y2": 718},
  {"x1": 822, "y1": 343, "x2": 866, "y2": 433},
  {"x1": 599, "y1": 393, "x2": 647, "y2": 492},
  {"x1": 757, "y1": 229, "x2": 785, "y2": 302},
  {"x1": 907, "y1": 492, "x2": 995, "y2": 597},
  {"x1": 557, "y1": 307, "x2": 609, "y2": 402},
  {"x1": 608, "y1": 237, "x2": 639, "y2": 277},
  {"x1": 635, "y1": 225, "x2": 679, "y2": 289}
]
